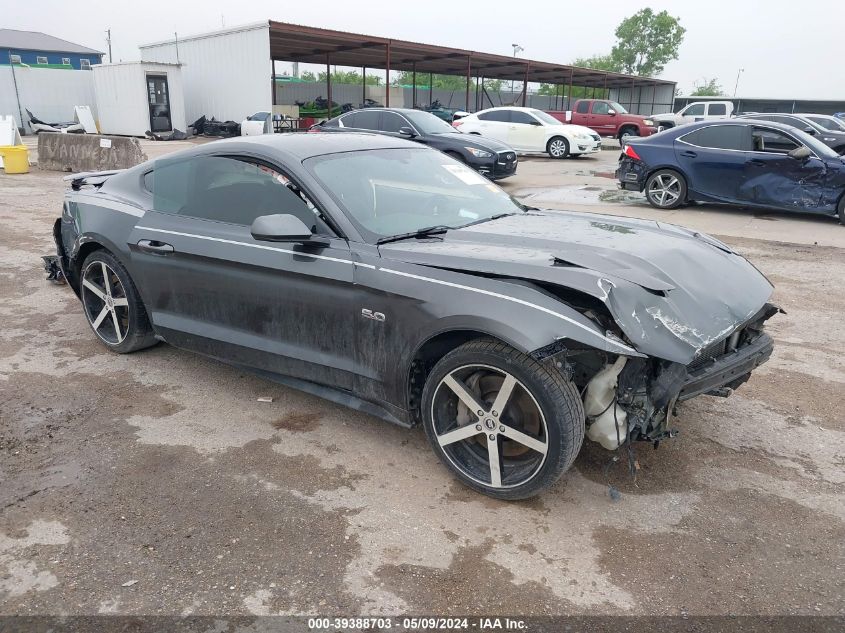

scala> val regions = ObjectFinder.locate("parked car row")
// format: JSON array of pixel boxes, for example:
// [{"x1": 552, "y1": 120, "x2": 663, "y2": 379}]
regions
[{"x1": 311, "y1": 108, "x2": 518, "y2": 180}]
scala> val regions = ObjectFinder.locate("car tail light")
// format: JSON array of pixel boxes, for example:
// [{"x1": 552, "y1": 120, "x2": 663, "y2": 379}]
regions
[
  {"x1": 624, "y1": 145, "x2": 642, "y2": 161},
  {"x1": 452, "y1": 120, "x2": 463, "y2": 128}
]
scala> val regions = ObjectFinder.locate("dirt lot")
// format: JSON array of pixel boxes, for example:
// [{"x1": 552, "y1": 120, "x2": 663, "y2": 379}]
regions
[{"x1": 1, "y1": 142, "x2": 843, "y2": 619}]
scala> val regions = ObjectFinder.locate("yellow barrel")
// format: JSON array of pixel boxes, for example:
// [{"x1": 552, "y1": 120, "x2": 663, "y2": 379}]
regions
[{"x1": 0, "y1": 146, "x2": 30, "y2": 174}]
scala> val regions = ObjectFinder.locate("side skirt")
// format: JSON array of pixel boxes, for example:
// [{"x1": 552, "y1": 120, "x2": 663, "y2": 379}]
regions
[{"x1": 246, "y1": 367, "x2": 413, "y2": 429}]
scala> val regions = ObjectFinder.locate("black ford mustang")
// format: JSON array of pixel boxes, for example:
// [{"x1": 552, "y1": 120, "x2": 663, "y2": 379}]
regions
[
  {"x1": 53, "y1": 134, "x2": 777, "y2": 499},
  {"x1": 312, "y1": 107, "x2": 518, "y2": 180}
]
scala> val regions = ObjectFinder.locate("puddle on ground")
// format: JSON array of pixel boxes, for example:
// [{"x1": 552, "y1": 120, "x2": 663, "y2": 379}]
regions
[{"x1": 513, "y1": 185, "x2": 648, "y2": 207}]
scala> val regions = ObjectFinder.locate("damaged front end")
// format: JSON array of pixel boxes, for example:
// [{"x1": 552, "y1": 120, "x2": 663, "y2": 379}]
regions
[{"x1": 575, "y1": 303, "x2": 779, "y2": 450}]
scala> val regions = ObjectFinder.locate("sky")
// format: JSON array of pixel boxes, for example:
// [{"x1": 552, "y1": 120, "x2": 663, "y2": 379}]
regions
[{"x1": 10, "y1": 0, "x2": 845, "y2": 99}]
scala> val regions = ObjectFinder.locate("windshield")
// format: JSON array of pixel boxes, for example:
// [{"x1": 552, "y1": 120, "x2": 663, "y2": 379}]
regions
[
  {"x1": 609, "y1": 101, "x2": 629, "y2": 114},
  {"x1": 529, "y1": 109, "x2": 564, "y2": 126},
  {"x1": 403, "y1": 110, "x2": 456, "y2": 135},
  {"x1": 808, "y1": 116, "x2": 845, "y2": 132},
  {"x1": 306, "y1": 148, "x2": 524, "y2": 242}
]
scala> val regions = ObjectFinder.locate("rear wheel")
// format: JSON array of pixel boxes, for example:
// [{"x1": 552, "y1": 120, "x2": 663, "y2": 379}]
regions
[
  {"x1": 838, "y1": 195, "x2": 845, "y2": 225},
  {"x1": 80, "y1": 250, "x2": 157, "y2": 353},
  {"x1": 645, "y1": 169, "x2": 687, "y2": 209},
  {"x1": 547, "y1": 136, "x2": 570, "y2": 159},
  {"x1": 421, "y1": 339, "x2": 584, "y2": 500}
]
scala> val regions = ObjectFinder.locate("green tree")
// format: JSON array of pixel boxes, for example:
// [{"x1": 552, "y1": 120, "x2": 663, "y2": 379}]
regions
[
  {"x1": 690, "y1": 78, "x2": 723, "y2": 96},
  {"x1": 610, "y1": 8, "x2": 686, "y2": 76},
  {"x1": 571, "y1": 54, "x2": 621, "y2": 73},
  {"x1": 298, "y1": 70, "x2": 381, "y2": 85},
  {"x1": 393, "y1": 71, "x2": 469, "y2": 90}
]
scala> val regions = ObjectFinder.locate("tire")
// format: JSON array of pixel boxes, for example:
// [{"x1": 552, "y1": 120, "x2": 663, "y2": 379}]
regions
[
  {"x1": 618, "y1": 127, "x2": 639, "y2": 142},
  {"x1": 838, "y1": 195, "x2": 845, "y2": 225},
  {"x1": 546, "y1": 136, "x2": 570, "y2": 159},
  {"x1": 80, "y1": 250, "x2": 157, "y2": 353},
  {"x1": 645, "y1": 169, "x2": 687, "y2": 210},
  {"x1": 421, "y1": 338, "x2": 584, "y2": 500}
]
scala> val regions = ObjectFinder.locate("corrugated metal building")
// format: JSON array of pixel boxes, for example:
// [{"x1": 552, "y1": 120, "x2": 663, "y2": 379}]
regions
[
  {"x1": 140, "y1": 23, "x2": 271, "y2": 124},
  {"x1": 0, "y1": 29, "x2": 103, "y2": 132},
  {"x1": 1, "y1": 29, "x2": 103, "y2": 70}
]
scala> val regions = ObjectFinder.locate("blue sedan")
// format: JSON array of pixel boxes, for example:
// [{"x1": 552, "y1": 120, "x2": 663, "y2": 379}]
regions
[{"x1": 616, "y1": 119, "x2": 845, "y2": 223}]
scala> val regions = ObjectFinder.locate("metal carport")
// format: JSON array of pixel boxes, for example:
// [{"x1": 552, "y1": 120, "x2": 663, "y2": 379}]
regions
[{"x1": 268, "y1": 21, "x2": 675, "y2": 114}]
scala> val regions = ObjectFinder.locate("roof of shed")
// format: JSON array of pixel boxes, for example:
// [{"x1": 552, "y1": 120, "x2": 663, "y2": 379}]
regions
[{"x1": 0, "y1": 28, "x2": 103, "y2": 55}]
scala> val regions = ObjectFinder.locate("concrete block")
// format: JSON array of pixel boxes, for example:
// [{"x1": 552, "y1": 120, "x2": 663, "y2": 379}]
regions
[{"x1": 37, "y1": 133, "x2": 147, "y2": 172}]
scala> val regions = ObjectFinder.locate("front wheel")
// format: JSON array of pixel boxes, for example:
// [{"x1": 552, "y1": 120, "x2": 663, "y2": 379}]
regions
[
  {"x1": 619, "y1": 127, "x2": 639, "y2": 141},
  {"x1": 645, "y1": 169, "x2": 687, "y2": 209},
  {"x1": 421, "y1": 339, "x2": 584, "y2": 500},
  {"x1": 547, "y1": 136, "x2": 570, "y2": 159}
]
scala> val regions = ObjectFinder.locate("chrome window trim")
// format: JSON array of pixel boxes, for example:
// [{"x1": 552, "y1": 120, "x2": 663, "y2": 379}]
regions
[{"x1": 676, "y1": 122, "x2": 819, "y2": 159}]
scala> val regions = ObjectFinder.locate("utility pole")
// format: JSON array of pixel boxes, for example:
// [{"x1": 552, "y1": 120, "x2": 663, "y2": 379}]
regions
[
  {"x1": 105, "y1": 29, "x2": 112, "y2": 63},
  {"x1": 174, "y1": 32, "x2": 180, "y2": 64},
  {"x1": 733, "y1": 68, "x2": 744, "y2": 97},
  {"x1": 510, "y1": 43, "x2": 524, "y2": 101}
]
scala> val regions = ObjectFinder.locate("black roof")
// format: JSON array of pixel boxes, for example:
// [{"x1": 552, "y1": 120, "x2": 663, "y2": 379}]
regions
[{"x1": 159, "y1": 132, "x2": 417, "y2": 163}]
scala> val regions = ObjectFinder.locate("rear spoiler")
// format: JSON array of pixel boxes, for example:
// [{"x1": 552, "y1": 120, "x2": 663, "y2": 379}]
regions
[{"x1": 63, "y1": 170, "x2": 123, "y2": 191}]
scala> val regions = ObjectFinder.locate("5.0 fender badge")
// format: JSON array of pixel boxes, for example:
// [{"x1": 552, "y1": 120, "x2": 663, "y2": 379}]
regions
[{"x1": 361, "y1": 308, "x2": 386, "y2": 322}]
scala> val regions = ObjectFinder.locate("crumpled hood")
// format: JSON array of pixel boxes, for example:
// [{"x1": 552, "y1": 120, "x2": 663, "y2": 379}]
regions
[{"x1": 378, "y1": 210, "x2": 773, "y2": 364}]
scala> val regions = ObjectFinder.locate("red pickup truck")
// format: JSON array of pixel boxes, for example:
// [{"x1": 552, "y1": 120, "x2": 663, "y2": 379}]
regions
[{"x1": 548, "y1": 99, "x2": 657, "y2": 141}]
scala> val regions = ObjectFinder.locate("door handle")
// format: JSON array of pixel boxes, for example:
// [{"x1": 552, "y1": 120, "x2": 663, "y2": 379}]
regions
[
  {"x1": 680, "y1": 150, "x2": 698, "y2": 158},
  {"x1": 137, "y1": 239, "x2": 174, "y2": 254},
  {"x1": 746, "y1": 159, "x2": 766, "y2": 167}
]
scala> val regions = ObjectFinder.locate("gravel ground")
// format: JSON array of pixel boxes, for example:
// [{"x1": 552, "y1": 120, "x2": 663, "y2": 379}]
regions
[{"x1": 0, "y1": 145, "x2": 843, "y2": 619}]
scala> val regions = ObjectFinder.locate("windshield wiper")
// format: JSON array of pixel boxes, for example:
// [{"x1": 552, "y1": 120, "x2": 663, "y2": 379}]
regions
[
  {"x1": 458, "y1": 212, "x2": 518, "y2": 229},
  {"x1": 376, "y1": 225, "x2": 450, "y2": 245}
]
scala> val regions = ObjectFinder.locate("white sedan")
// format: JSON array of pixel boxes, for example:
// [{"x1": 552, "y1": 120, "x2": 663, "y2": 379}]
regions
[{"x1": 454, "y1": 106, "x2": 601, "y2": 158}]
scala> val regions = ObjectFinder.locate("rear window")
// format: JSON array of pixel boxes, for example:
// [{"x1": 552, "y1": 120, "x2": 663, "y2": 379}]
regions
[
  {"x1": 478, "y1": 110, "x2": 510, "y2": 122},
  {"x1": 680, "y1": 125, "x2": 749, "y2": 151},
  {"x1": 576, "y1": 101, "x2": 590, "y2": 114},
  {"x1": 354, "y1": 110, "x2": 381, "y2": 130}
]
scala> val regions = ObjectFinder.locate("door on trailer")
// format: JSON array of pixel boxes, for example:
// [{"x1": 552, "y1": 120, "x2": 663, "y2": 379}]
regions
[{"x1": 147, "y1": 74, "x2": 172, "y2": 133}]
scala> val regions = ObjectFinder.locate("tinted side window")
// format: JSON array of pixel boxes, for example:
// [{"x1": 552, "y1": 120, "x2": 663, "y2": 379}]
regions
[
  {"x1": 334, "y1": 112, "x2": 358, "y2": 127},
  {"x1": 681, "y1": 125, "x2": 749, "y2": 151},
  {"x1": 777, "y1": 116, "x2": 809, "y2": 130},
  {"x1": 149, "y1": 156, "x2": 327, "y2": 232},
  {"x1": 708, "y1": 103, "x2": 727, "y2": 116},
  {"x1": 751, "y1": 128, "x2": 800, "y2": 154},
  {"x1": 576, "y1": 101, "x2": 590, "y2": 114},
  {"x1": 592, "y1": 101, "x2": 610, "y2": 115},
  {"x1": 478, "y1": 110, "x2": 510, "y2": 122},
  {"x1": 382, "y1": 112, "x2": 409, "y2": 133},
  {"x1": 510, "y1": 111, "x2": 537, "y2": 125},
  {"x1": 352, "y1": 110, "x2": 380, "y2": 130},
  {"x1": 685, "y1": 104, "x2": 705, "y2": 116}
]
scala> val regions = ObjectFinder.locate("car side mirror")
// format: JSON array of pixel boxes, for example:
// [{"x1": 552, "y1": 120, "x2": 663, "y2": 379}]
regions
[
  {"x1": 607, "y1": 109, "x2": 617, "y2": 116},
  {"x1": 788, "y1": 146, "x2": 812, "y2": 161},
  {"x1": 803, "y1": 126, "x2": 816, "y2": 136},
  {"x1": 398, "y1": 126, "x2": 417, "y2": 137},
  {"x1": 251, "y1": 214, "x2": 318, "y2": 243}
]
